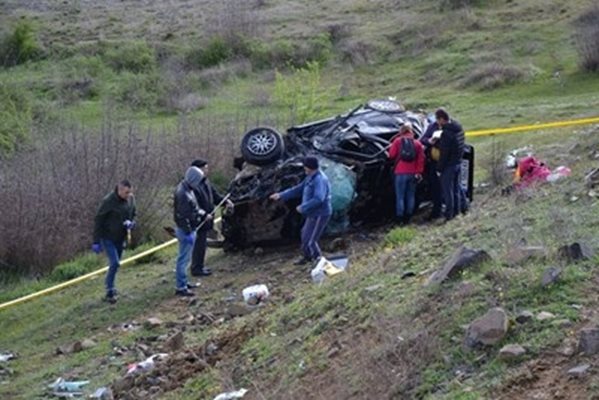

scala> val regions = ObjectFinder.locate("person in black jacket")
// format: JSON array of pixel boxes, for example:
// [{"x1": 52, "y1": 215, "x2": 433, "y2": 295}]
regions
[
  {"x1": 433, "y1": 108, "x2": 465, "y2": 221},
  {"x1": 189, "y1": 159, "x2": 233, "y2": 277},
  {"x1": 92, "y1": 180, "x2": 136, "y2": 304},
  {"x1": 173, "y1": 167, "x2": 208, "y2": 297}
]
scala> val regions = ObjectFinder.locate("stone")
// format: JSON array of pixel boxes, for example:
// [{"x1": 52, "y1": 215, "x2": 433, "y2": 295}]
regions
[
  {"x1": 541, "y1": 267, "x2": 562, "y2": 287},
  {"x1": 205, "y1": 342, "x2": 218, "y2": 356},
  {"x1": 81, "y1": 339, "x2": 97, "y2": 350},
  {"x1": 505, "y1": 246, "x2": 547, "y2": 267},
  {"x1": 427, "y1": 246, "x2": 492, "y2": 285},
  {"x1": 585, "y1": 168, "x2": 599, "y2": 188},
  {"x1": 226, "y1": 304, "x2": 255, "y2": 318},
  {"x1": 567, "y1": 364, "x2": 590, "y2": 378},
  {"x1": 552, "y1": 319, "x2": 573, "y2": 328},
  {"x1": 57, "y1": 341, "x2": 84, "y2": 355},
  {"x1": 515, "y1": 311, "x2": 534, "y2": 324},
  {"x1": 499, "y1": 344, "x2": 526, "y2": 360},
  {"x1": 536, "y1": 312, "x2": 556, "y2": 321},
  {"x1": 401, "y1": 271, "x2": 416, "y2": 279},
  {"x1": 165, "y1": 331, "x2": 185, "y2": 352},
  {"x1": 327, "y1": 347, "x2": 340, "y2": 358},
  {"x1": 557, "y1": 242, "x2": 595, "y2": 263},
  {"x1": 465, "y1": 307, "x2": 508, "y2": 348},
  {"x1": 364, "y1": 284, "x2": 384, "y2": 293},
  {"x1": 145, "y1": 318, "x2": 163, "y2": 329},
  {"x1": 578, "y1": 327, "x2": 599, "y2": 355},
  {"x1": 253, "y1": 247, "x2": 264, "y2": 256}
]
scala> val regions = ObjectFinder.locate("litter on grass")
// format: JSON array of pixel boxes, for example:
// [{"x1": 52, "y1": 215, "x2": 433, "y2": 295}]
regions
[
  {"x1": 311, "y1": 255, "x2": 349, "y2": 283},
  {"x1": 242, "y1": 285, "x2": 269, "y2": 306},
  {"x1": 214, "y1": 388, "x2": 248, "y2": 400},
  {"x1": 126, "y1": 353, "x2": 168, "y2": 376}
]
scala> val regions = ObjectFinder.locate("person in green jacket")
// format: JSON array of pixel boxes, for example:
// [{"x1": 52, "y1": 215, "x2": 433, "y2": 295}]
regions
[{"x1": 92, "y1": 180, "x2": 136, "y2": 304}]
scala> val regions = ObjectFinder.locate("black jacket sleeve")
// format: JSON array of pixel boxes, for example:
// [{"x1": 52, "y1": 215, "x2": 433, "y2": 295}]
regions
[{"x1": 93, "y1": 196, "x2": 112, "y2": 243}]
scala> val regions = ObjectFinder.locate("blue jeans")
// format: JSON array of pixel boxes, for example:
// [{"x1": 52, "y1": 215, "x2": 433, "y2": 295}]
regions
[
  {"x1": 440, "y1": 164, "x2": 462, "y2": 220},
  {"x1": 394, "y1": 174, "x2": 417, "y2": 218},
  {"x1": 175, "y1": 228, "x2": 195, "y2": 290},
  {"x1": 102, "y1": 239, "x2": 123, "y2": 296},
  {"x1": 301, "y1": 215, "x2": 331, "y2": 260}
]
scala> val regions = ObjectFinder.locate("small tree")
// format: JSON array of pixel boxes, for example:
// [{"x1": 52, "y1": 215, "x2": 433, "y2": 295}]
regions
[
  {"x1": 0, "y1": 21, "x2": 41, "y2": 67},
  {"x1": 574, "y1": 5, "x2": 599, "y2": 72}
]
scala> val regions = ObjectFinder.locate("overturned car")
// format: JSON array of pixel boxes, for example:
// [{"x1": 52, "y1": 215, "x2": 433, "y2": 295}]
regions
[{"x1": 221, "y1": 99, "x2": 474, "y2": 250}]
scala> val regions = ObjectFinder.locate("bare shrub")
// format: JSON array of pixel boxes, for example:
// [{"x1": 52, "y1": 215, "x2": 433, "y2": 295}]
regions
[
  {"x1": 0, "y1": 115, "x2": 245, "y2": 277},
  {"x1": 482, "y1": 137, "x2": 510, "y2": 187},
  {"x1": 574, "y1": 5, "x2": 599, "y2": 72},
  {"x1": 339, "y1": 39, "x2": 379, "y2": 66},
  {"x1": 461, "y1": 62, "x2": 525, "y2": 90},
  {"x1": 204, "y1": 0, "x2": 262, "y2": 51}
]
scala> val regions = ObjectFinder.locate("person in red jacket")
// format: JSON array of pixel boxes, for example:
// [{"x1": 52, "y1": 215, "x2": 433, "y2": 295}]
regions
[{"x1": 388, "y1": 123, "x2": 425, "y2": 225}]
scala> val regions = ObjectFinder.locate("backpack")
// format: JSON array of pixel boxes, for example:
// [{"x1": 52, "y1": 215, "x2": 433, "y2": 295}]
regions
[{"x1": 399, "y1": 137, "x2": 416, "y2": 162}]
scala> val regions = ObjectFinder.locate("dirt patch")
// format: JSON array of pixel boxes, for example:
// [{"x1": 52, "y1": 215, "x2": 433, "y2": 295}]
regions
[{"x1": 496, "y1": 351, "x2": 599, "y2": 400}]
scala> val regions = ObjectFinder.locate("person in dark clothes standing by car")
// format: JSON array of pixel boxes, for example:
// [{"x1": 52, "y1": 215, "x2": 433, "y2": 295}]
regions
[
  {"x1": 189, "y1": 159, "x2": 234, "y2": 277},
  {"x1": 92, "y1": 180, "x2": 136, "y2": 304},
  {"x1": 388, "y1": 123, "x2": 425, "y2": 225},
  {"x1": 173, "y1": 166, "x2": 208, "y2": 297},
  {"x1": 432, "y1": 108, "x2": 465, "y2": 222},
  {"x1": 420, "y1": 120, "x2": 443, "y2": 220},
  {"x1": 270, "y1": 156, "x2": 332, "y2": 265}
]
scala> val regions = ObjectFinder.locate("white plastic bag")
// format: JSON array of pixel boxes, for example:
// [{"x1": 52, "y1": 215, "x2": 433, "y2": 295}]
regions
[{"x1": 242, "y1": 285, "x2": 269, "y2": 305}]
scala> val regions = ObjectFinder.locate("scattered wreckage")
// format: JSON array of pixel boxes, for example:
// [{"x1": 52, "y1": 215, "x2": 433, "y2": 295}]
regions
[{"x1": 220, "y1": 99, "x2": 475, "y2": 250}]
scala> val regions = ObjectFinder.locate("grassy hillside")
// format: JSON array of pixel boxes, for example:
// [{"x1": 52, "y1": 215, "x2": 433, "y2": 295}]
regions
[{"x1": 0, "y1": 125, "x2": 598, "y2": 399}]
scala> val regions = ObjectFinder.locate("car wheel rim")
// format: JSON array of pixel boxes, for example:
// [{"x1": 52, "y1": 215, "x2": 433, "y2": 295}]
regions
[{"x1": 247, "y1": 131, "x2": 276, "y2": 156}]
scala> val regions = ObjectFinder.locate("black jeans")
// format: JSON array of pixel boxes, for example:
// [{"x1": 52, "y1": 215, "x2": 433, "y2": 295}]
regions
[
  {"x1": 426, "y1": 161, "x2": 442, "y2": 218},
  {"x1": 190, "y1": 228, "x2": 209, "y2": 274},
  {"x1": 440, "y1": 164, "x2": 461, "y2": 220}
]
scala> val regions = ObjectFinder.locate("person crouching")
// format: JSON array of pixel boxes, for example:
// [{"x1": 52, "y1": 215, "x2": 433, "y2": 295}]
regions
[
  {"x1": 388, "y1": 123, "x2": 425, "y2": 225},
  {"x1": 270, "y1": 156, "x2": 332, "y2": 266}
]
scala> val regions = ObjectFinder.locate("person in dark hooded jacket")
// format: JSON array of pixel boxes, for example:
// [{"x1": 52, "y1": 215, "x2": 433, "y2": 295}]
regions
[
  {"x1": 173, "y1": 167, "x2": 207, "y2": 297},
  {"x1": 189, "y1": 159, "x2": 233, "y2": 276}
]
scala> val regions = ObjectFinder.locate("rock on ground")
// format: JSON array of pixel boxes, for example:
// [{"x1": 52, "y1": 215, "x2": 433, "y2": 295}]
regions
[
  {"x1": 505, "y1": 246, "x2": 547, "y2": 267},
  {"x1": 499, "y1": 344, "x2": 526, "y2": 360},
  {"x1": 465, "y1": 307, "x2": 508, "y2": 348},
  {"x1": 541, "y1": 267, "x2": 562, "y2": 287},
  {"x1": 578, "y1": 327, "x2": 599, "y2": 355},
  {"x1": 557, "y1": 242, "x2": 594, "y2": 263},
  {"x1": 567, "y1": 364, "x2": 590, "y2": 378},
  {"x1": 427, "y1": 246, "x2": 492, "y2": 285}
]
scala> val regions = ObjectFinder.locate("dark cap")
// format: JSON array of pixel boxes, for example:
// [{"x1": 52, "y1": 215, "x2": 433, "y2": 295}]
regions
[
  {"x1": 303, "y1": 156, "x2": 319, "y2": 170},
  {"x1": 191, "y1": 159, "x2": 208, "y2": 168}
]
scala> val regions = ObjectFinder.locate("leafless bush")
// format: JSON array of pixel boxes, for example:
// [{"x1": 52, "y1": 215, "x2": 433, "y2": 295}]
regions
[
  {"x1": 574, "y1": 5, "x2": 599, "y2": 72},
  {"x1": 204, "y1": 0, "x2": 262, "y2": 50},
  {"x1": 482, "y1": 137, "x2": 510, "y2": 187},
  {"x1": 461, "y1": 62, "x2": 525, "y2": 90},
  {"x1": 0, "y1": 115, "x2": 244, "y2": 276},
  {"x1": 339, "y1": 39, "x2": 378, "y2": 66},
  {"x1": 197, "y1": 60, "x2": 252, "y2": 88}
]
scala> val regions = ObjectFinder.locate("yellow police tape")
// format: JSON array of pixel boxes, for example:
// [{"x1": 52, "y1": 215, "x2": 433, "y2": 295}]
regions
[
  {"x1": 466, "y1": 116, "x2": 599, "y2": 137},
  {"x1": 2, "y1": 115, "x2": 599, "y2": 311}
]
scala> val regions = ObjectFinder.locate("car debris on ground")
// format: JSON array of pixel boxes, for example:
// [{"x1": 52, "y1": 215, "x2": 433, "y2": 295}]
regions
[
  {"x1": 311, "y1": 255, "x2": 349, "y2": 283},
  {"x1": 214, "y1": 388, "x2": 248, "y2": 400},
  {"x1": 0, "y1": 353, "x2": 15, "y2": 362},
  {"x1": 126, "y1": 353, "x2": 168, "y2": 376},
  {"x1": 48, "y1": 377, "x2": 90, "y2": 397}
]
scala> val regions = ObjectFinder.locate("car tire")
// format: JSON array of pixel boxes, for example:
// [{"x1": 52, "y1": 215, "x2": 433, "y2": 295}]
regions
[{"x1": 241, "y1": 127, "x2": 285, "y2": 166}]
